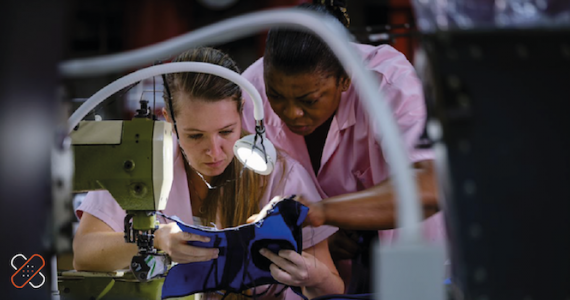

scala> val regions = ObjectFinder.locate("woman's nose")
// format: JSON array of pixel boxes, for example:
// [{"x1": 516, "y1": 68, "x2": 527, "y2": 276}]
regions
[
  {"x1": 205, "y1": 136, "x2": 222, "y2": 157},
  {"x1": 283, "y1": 102, "x2": 303, "y2": 120}
]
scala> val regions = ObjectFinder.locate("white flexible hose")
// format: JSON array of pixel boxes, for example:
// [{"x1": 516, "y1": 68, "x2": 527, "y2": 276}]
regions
[
  {"x1": 67, "y1": 62, "x2": 265, "y2": 133},
  {"x1": 62, "y1": 8, "x2": 422, "y2": 243}
]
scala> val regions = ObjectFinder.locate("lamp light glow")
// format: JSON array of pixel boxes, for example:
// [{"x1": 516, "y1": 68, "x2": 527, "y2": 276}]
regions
[{"x1": 233, "y1": 133, "x2": 276, "y2": 176}]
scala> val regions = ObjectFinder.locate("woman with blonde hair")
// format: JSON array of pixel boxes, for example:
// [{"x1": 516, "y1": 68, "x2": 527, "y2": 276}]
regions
[{"x1": 73, "y1": 47, "x2": 344, "y2": 299}]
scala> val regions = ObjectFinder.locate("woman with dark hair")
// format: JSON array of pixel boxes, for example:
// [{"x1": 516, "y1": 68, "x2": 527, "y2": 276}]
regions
[
  {"x1": 73, "y1": 47, "x2": 344, "y2": 299},
  {"x1": 241, "y1": 1, "x2": 446, "y2": 293}
]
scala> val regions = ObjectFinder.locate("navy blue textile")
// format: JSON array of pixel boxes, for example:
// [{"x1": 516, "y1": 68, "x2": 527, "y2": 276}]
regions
[{"x1": 161, "y1": 196, "x2": 308, "y2": 299}]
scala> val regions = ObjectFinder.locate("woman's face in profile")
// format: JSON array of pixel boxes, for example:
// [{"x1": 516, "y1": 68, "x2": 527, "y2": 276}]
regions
[
  {"x1": 173, "y1": 95, "x2": 242, "y2": 180},
  {"x1": 264, "y1": 67, "x2": 348, "y2": 136}
]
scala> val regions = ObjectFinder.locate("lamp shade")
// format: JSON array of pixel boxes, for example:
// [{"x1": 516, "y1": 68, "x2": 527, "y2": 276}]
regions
[{"x1": 233, "y1": 134, "x2": 276, "y2": 175}]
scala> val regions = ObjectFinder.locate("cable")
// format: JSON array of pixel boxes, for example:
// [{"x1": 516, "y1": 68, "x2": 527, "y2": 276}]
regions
[{"x1": 67, "y1": 62, "x2": 265, "y2": 134}]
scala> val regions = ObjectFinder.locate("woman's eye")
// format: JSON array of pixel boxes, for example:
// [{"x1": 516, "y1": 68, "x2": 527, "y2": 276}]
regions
[
  {"x1": 267, "y1": 94, "x2": 281, "y2": 100},
  {"x1": 188, "y1": 134, "x2": 202, "y2": 140},
  {"x1": 300, "y1": 99, "x2": 318, "y2": 106},
  {"x1": 220, "y1": 130, "x2": 233, "y2": 135}
]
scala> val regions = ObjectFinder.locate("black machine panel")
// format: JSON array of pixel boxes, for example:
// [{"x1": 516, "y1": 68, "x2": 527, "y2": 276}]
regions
[{"x1": 422, "y1": 29, "x2": 570, "y2": 300}]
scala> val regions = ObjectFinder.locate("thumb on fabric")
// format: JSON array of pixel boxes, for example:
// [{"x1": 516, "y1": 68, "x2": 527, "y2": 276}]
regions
[
  {"x1": 246, "y1": 214, "x2": 259, "y2": 224},
  {"x1": 183, "y1": 232, "x2": 210, "y2": 243},
  {"x1": 294, "y1": 195, "x2": 326, "y2": 228}
]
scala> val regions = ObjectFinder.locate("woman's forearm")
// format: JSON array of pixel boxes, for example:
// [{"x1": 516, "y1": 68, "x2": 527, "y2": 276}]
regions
[
  {"x1": 321, "y1": 160, "x2": 439, "y2": 230},
  {"x1": 322, "y1": 184, "x2": 397, "y2": 230},
  {"x1": 73, "y1": 231, "x2": 138, "y2": 272},
  {"x1": 301, "y1": 241, "x2": 345, "y2": 298},
  {"x1": 303, "y1": 269, "x2": 344, "y2": 299}
]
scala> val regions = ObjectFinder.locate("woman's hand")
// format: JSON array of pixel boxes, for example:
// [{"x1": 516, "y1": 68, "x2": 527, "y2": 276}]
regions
[
  {"x1": 294, "y1": 195, "x2": 326, "y2": 228},
  {"x1": 246, "y1": 196, "x2": 285, "y2": 224},
  {"x1": 247, "y1": 195, "x2": 327, "y2": 228},
  {"x1": 259, "y1": 248, "x2": 331, "y2": 288},
  {"x1": 261, "y1": 240, "x2": 344, "y2": 297},
  {"x1": 154, "y1": 223, "x2": 219, "y2": 264}
]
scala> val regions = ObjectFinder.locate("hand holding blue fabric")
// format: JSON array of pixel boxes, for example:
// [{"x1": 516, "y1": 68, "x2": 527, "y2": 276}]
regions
[
  {"x1": 154, "y1": 223, "x2": 219, "y2": 264},
  {"x1": 161, "y1": 196, "x2": 310, "y2": 299},
  {"x1": 294, "y1": 195, "x2": 326, "y2": 228},
  {"x1": 260, "y1": 248, "x2": 332, "y2": 288}
]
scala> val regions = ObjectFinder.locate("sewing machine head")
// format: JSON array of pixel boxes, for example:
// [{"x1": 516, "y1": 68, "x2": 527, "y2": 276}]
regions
[{"x1": 70, "y1": 101, "x2": 173, "y2": 279}]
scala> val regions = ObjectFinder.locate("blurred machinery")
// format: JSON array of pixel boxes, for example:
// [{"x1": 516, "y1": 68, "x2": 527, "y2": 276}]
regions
[
  {"x1": 2, "y1": 1, "x2": 62, "y2": 299},
  {"x1": 421, "y1": 28, "x2": 570, "y2": 299}
]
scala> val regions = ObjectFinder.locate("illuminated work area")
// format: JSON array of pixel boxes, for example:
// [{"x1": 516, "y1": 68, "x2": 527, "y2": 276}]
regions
[{"x1": 2, "y1": 1, "x2": 570, "y2": 300}]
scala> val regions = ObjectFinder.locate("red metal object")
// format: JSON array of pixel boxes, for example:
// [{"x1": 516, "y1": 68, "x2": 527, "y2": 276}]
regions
[{"x1": 389, "y1": 0, "x2": 417, "y2": 61}]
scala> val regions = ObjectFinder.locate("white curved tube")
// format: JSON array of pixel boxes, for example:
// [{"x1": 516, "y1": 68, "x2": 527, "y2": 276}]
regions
[
  {"x1": 67, "y1": 62, "x2": 265, "y2": 133},
  {"x1": 63, "y1": 8, "x2": 422, "y2": 243}
]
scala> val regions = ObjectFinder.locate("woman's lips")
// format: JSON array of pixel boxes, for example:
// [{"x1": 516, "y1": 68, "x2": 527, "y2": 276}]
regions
[
  {"x1": 205, "y1": 160, "x2": 224, "y2": 168},
  {"x1": 287, "y1": 124, "x2": 311, "y2": 134}
]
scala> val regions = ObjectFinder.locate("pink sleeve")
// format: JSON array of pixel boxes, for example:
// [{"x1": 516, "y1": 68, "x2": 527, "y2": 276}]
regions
[
  {"x1": 270, "y1": 154, "x2": 338, "y2": 249},
  {"x1": 362, "y1": 45, "x2": 444, "y2": 243},
  {"x1": 367, "y1": 45, "x2": 435, "y2": 164},
  {"x1": 76, "y1": 190, "x2": 126, "y2": 232}
]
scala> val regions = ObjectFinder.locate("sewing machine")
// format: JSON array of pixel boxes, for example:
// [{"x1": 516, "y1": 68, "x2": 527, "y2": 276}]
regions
[
  {"x1": 70, "y1": 101, "x2": 173, "y2": 279},
  {"x1": 56, "y1": 101, "x2": 181, "y2": 299}
]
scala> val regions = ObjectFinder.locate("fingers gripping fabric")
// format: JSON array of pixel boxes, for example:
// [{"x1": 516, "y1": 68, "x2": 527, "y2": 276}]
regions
[{"x1": 161, "y1": 196, "x2": 308, "y2": 299}]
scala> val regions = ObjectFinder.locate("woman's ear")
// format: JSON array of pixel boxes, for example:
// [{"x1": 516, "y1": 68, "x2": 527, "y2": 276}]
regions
[
  {"x1": 340, "y1": 77, "x2": 351, "y2": 92},
  {"x1": 162, "y1": 107, "x2": 172, "y2": 123}
]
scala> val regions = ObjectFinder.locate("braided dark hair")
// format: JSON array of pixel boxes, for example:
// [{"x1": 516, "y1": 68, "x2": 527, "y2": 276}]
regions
[{"x1": 263, "y1": 2, "x2": 350, "y2": 82}]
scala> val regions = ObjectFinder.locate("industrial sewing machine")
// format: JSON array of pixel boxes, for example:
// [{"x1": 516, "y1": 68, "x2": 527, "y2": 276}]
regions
[
  {"x1": 70, "y1": 100, "x2": 173, "y2": 279},
  {"x1": 58, "y1": 101, "x2": 176, "y2": 299}
]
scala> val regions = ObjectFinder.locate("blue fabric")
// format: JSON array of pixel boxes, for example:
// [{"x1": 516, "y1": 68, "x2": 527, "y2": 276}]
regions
[{"x1": 161, "y1": 196, "x2": 308, "y2": 299}]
